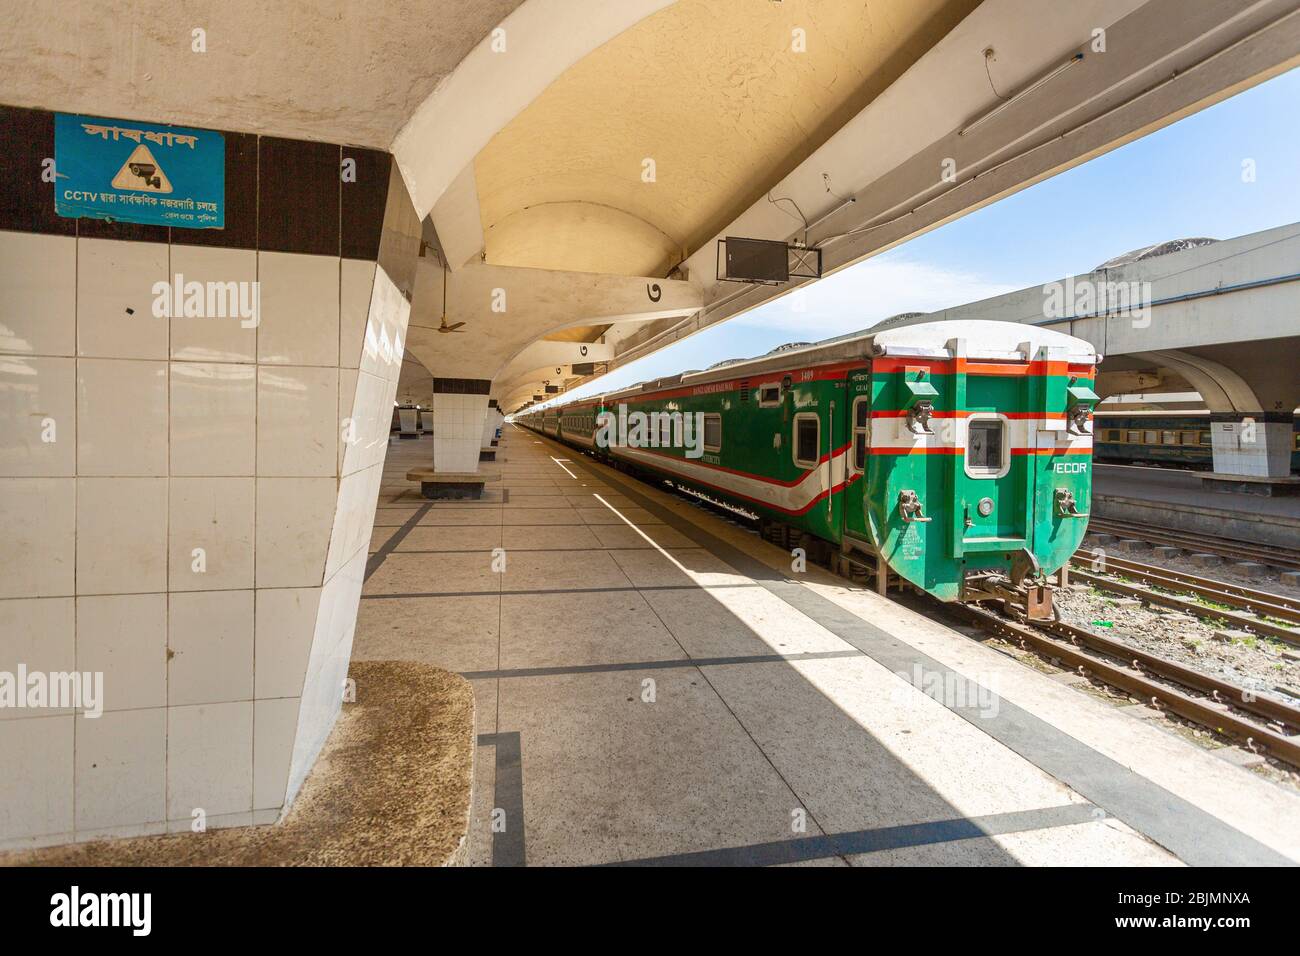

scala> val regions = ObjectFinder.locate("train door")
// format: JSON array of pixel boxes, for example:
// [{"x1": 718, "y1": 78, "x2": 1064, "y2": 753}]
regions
[
  {"x1": 949, "y1": 363, "x2": 1032, "y2": 585},
  {"x1": 841, "y1": 368, "x2": 874, "y2": 552}
]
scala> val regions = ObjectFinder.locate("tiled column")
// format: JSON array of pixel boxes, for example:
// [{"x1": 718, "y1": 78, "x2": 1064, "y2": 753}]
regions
[
  {"x1": 432, "y1": 380, "x2": 491, "y2": 474},
  {"x1": 482, "y1": 399, "x2": 502, "y2": 446},
  {"x1": 0, "y1": 105, "x2": 420, "y2": 848},
  {"x1": 1209, "y1": 415, "x2": 1294, "y2": 477}
]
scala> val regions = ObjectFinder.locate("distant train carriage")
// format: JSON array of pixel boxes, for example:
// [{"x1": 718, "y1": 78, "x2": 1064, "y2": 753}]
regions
[
  {"x1": 1093, "y1": 410, "x2": 1300, "y2": 472},
  {"x1": 521, "y1": 320, "x2": 1100, "y2": 618}
]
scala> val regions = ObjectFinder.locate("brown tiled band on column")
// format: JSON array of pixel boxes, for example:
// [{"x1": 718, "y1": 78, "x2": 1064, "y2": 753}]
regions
[
  {"x1": 0, "y1": 103, "x2": 402, "y2": 263},
  {"x1": 172, "y1": 131, "x2": 259, "y2": 250},
  {"x1": 0, "y1": 105, "x2": 75, "y2": 236},
  {"x1": 433, "y1": 378, "x2": 492, "y2": 395},
  {"x1": 257, "y1": 136, "x2": 340, "y2": 256}
]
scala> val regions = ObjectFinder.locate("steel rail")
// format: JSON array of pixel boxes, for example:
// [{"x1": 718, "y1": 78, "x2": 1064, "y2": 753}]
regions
[
  {"x1": 953, "y1": 604, "x2": 1300, "y2": 767},
  {"x1": 1067, "y1": 567, "x2": 1300, "y2": 647},
  {"x1": 1073, "y1": 549, "x2": 1300, "y2": 618},
  {"x1": 1087, "y1": 518, "x2": 1300, "y2": 572}
]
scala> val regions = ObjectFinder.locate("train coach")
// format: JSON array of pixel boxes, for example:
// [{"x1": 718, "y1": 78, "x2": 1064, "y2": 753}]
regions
[
  {"x1": 1093, "y1": 409, "x2": 1300, "y2": 473},
  {"x1": 517, "y1": 320, "x2": 1100, "y2": 619}
]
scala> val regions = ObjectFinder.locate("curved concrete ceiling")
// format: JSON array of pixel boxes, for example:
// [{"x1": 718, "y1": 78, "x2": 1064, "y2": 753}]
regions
[
  {"x1": 473, "y1": 0, "x2": 979, "y2": 277},
  {"x1": 1, "y1": 0, "x2": 526, "y2": 147}
]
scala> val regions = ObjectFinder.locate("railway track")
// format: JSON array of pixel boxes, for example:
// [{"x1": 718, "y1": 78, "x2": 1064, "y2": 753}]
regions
[
  {"x1": 1086, "y1": 517, "x2": 1300, "y2": 572},
  {"x1": 954, "y1": 602, "x2": 1300, "y2": 768},
  {"x1": 1069, "y1": 549, "x2": 1300, "y2": 647}
]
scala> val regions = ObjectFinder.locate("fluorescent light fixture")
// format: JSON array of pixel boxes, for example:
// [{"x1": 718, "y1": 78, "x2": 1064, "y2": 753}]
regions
[{"x1": 960, "y1": 52, "x2": 1085, "y2": 137}]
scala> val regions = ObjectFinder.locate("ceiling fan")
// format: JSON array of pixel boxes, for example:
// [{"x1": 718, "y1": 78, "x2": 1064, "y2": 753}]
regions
[{"x1": 435, "y1": 259, "x2": 465, "y2": 333}]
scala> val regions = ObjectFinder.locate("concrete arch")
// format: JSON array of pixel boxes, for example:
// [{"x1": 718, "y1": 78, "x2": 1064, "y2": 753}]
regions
[
  {"x1": 495, "y1": 341, "x2": 614, "y2": 385},
  {"x1": 403, "y1": 257, "x2": 700, "y2": 381},
  {"x1": 391, "y1": 0, "x2": 674, "y2": 220},
  {"x1": 1128, "y1": 349, "x2": 1263, "y2": 414}
]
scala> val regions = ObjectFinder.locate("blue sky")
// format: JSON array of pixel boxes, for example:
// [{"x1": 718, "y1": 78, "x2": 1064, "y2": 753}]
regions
[{"x1": 548, "y1": 65, "x2": 1300, "y2": 405}]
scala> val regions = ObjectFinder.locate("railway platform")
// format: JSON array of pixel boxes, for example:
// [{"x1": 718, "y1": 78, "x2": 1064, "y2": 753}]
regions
[
  {"x1": 350, "y1": 428, "x2": 1300, "y2": 866},
  {"x1": 1094, "y1": 464, "x2": 1300, "y2": 550}
]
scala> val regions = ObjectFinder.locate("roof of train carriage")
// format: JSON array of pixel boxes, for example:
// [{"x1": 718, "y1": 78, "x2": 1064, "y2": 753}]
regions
[{"x1": 577, "y1": 319, "x2": 1100, "y2": 406}]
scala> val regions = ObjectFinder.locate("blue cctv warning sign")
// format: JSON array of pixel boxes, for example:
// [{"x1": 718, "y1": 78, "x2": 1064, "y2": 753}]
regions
[{"x1": 54, "y1": 113, "x2": 225, "y2": 229}]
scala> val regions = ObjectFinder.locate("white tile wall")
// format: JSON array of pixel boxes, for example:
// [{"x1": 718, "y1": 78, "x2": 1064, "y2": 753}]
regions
[
  {"x1": 75, "y1": 708, "x2": 167, "y2": 830},
  {"x1": 254, "y1": 477, "x2": 336, "y2": 587},
  {"x1": 0, "y1": 715, "x2": 74, "y2": 846},
  {"x1": 0, "y1": 478, "x2": 75, "y2": 598},
  {"x1": 339, "y1": 259, "x2": 377, "y2": 370},
  {"x1": 77, "y1": 359, "x2": 169, "y2": 475},
  {"x1": 1210, "y1": 420, "x2": 1293, "y2": 477},
  {"x1": 0, "y1": 355, "x2": 76, "y2": 476},
  {"x1": 168, "y1": 477, "x2": 255, "y2": 590},
  {"x1": 0, "y1": 598, "x2": 75, "y2": 720},
  {"x1": 433, "y1": 392, "x2": 489, "y2": 473},
  {"x1": 0, "y1": 226, "x2": 410, "y2": 845},
  {"x1": 168, "y1": 590, "x2": 255, "y2": 706},
  {"x1": 77, "y1": 239, "x2": 169, "y2": 361},
  {"x1": 167, "y1": 701, "x2": 253, "y2": 820},
  {"x1": 254, "y1": 697, "x2": 300, "y2": 810},
  {"x1": 256, "y1": 365, "x2": 339, "y2": 476},
  {"x1": 254, "y1": 587, "x2": 321, "y2": 699},
  {"x1": 76, "y1": 593, "x2": 167, "y2": 712},
  {"x1": 257, "y1": 252, "x2": 340, "y2": 367},
  {"x1": 169, "y1": 244, "x2": 258, "y2": 363},
  {"x1": 76, "y1": 477, "x2": 168, "y2": 594},
  {"x1": 170, "y1": 362, "x2": 256, "y2": 476},
  {"x1": 0, "y1": 231, "x2": 76, "y2": 356}
]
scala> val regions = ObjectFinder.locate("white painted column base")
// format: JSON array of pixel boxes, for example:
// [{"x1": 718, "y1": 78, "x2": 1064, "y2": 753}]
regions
[
  {"x1": 434, "y1": 394, "x2": 490, "y2": 473},
  {"x1": 1210, "y1": 419, "x2": 1293, "y2": 477}
]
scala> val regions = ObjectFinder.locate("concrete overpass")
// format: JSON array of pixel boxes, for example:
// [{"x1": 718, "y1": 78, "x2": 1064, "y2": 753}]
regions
[
  {"x1": 3, "y1": 0, "x2": 1300, "y2": 852},
  {"x1": 913, "y1": 221, "x2": 1300, "y2": 476}
]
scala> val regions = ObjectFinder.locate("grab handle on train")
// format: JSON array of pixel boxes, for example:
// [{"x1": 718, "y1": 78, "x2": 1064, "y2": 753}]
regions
[
  {"x1": 1054, "y1": 488, "x2": 1089, "y2": 518},
  {"x1": 897, "y1": 489, "x2": 932, "y2": 523}
]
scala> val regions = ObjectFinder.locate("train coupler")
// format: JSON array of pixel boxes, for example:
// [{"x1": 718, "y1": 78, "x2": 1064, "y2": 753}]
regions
[{"x1": 962, "y1": 569, "x2": 1055, "y2": 621}]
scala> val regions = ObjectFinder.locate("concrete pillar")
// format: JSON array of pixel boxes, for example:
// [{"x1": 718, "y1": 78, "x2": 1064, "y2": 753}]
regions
[
  {"x1": 1210, "y1": 414, "x2": 1294, "y2": 477},
  {"x1": 432, "y1": 380, "x2": 490, "y2": 473},
  {"x1": 0, "y1": 104, "x2": 422, "y2": 848},
  {"x1": 482, "y1": 400, "x2": 503, "y2": 447}
]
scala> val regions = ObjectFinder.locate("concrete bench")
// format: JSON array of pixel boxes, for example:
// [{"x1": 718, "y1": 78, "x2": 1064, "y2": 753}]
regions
[{"x1": 406, "y1": 469, "x2": 499, "y2": 500}]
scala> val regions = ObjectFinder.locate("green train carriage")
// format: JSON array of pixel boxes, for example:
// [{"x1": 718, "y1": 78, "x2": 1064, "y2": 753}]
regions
[{"x1": 520, "y1": 320, "x2": 1099, "y2": 618}]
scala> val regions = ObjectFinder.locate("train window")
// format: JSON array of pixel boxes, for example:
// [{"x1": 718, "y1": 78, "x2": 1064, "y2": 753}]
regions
[
  {"x1": 966, "y1": 417, "x2": 1008, "y2": 478},
  {"x1": 1181, "y1": 430, "x2": 1201, "y2": 446},
  {"x1": 758, "y1": 384, "x2": 782, "y2": 407},
  {"x1": 1126, "y1": 430, "x2": 1141, "y2": 443},
  {"x1": 703, "y1": 414, "x2": 722, "y2": 452},
  {"x1": 1199, "y1": 431, "x2": 1212, "y2": 445},
  {"x1": 850, "y1": 397, "x2": 870, "y2": 473},
  {"x1": 793, "y1": 413, "x2": 819, "y2": 468},
  {"x1": 1161, "y1": 430, "x2": 1178, "y2": 445},
  {"x1": 1103, "y1": 429, "x2": 1121, "y2": 442},
  {"x1": 1142, "y1": 430, "x2": 1158, "y2": 444}
]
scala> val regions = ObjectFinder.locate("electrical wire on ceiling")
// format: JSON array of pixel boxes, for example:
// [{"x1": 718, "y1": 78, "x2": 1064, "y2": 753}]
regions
[{"x1": 767, "y1": 191, "x2": 808, "y2": 245}]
